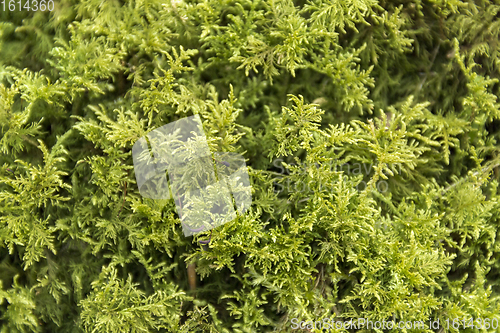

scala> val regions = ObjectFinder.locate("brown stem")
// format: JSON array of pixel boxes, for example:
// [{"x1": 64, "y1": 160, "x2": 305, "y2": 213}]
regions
[
  {"x1": 21, "y1": 135, "x2": 38, "y2": 148},
  {"x1": 117, "y1": 181, "x2": 128, "y2": 218},
  {"x1": 187, "y1": 262, "x2": 197, "y2": 291}
]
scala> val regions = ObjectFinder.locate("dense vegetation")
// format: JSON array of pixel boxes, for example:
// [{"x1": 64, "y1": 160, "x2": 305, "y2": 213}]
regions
[{"x1": 1, "y1": 0, "x2": 500, "y2": 332}]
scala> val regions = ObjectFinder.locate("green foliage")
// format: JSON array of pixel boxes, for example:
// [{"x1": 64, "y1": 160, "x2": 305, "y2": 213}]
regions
[
  {"x1": 80, "y1": 265, "x2": 188, "y2": 332},
  {"x1": 1, "y1": 0, "x2": 500, "y2": 332}
]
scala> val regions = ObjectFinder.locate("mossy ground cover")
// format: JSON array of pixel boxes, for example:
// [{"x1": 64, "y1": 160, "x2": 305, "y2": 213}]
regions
[{"x1": 1, "y1": 0, "x2": 500, "y2": 332}]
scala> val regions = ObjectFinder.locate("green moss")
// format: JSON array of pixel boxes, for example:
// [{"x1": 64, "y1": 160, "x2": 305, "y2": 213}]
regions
[{"x1": 1, "y1": 0, "x2": 500, "y2": 332}]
